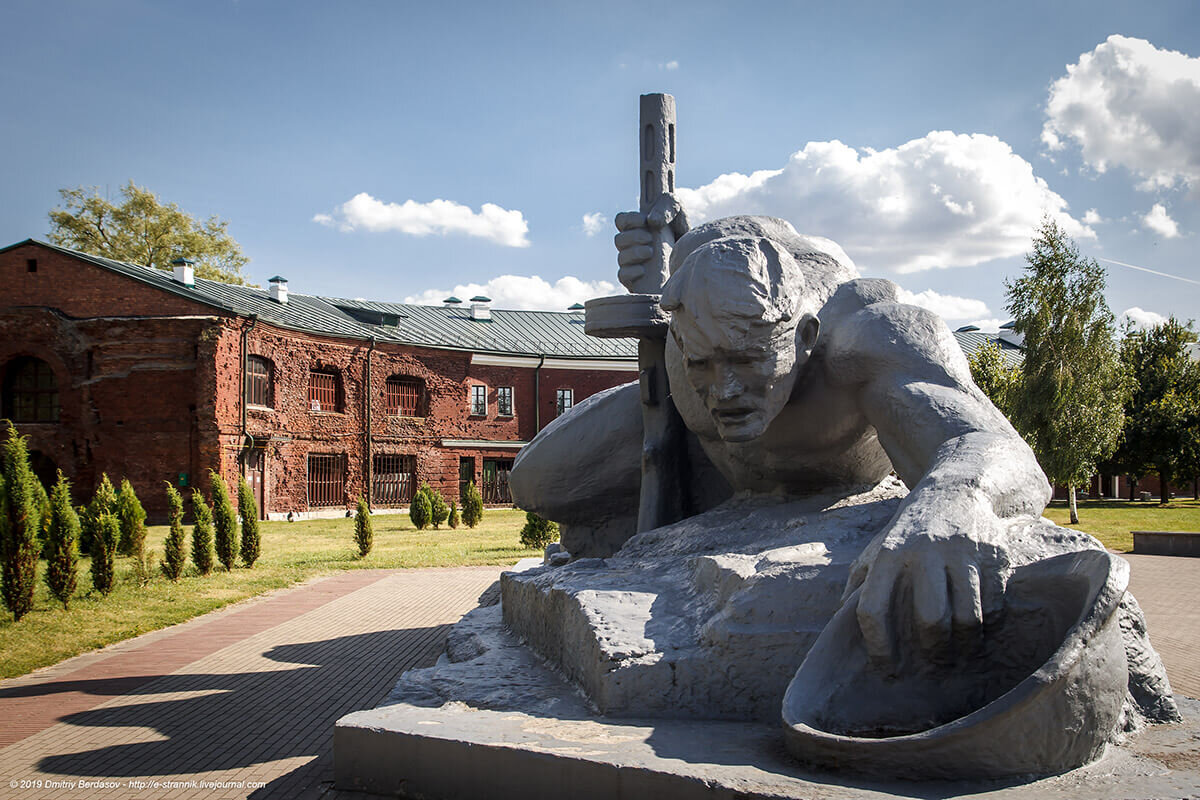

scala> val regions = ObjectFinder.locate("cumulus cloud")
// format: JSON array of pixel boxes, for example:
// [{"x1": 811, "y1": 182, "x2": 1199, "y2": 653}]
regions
[
  {"x1": 1083, "y1": 208, "x2": 1104, "y2": 225},
  {"x1": 1043, "y1": 36, "x2": 1200, "y2": 190},
  {"x1": 1142, "y1": 203, "x2": 1181, "y2": 238},
  {"x1": 963, "y1": 318, "x2": 1011, "y2": 333},
  {"x1": 675, "y1": 132, "x2": 1089, "y2": 273},
  {"x1": 894, "y1": 288, "x2": 991, "y2": 322},
  {"x1": 581, "y1": 212, "x2": 607, "y2": 237},
  {"x1": 405, "y1": 274, "x2": 618, "y2": 311},
  {"x1": 314, "y1": 192, "x2": 530, "y2": 247},
  {"x1": 662, "y1": 60, "x2": 679, "y2": 70},
  {"x1": 1120, "y1": 306, "x2": 1168, "y2": 330}
]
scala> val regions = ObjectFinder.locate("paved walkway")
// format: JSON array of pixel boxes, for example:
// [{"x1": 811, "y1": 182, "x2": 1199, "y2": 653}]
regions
[
  {"x1": 0, "y1": 566, "x2": 504, "y2": 799},
  {"x1": 0, "y1": 554, "x2": 1196, "y2": 800}
]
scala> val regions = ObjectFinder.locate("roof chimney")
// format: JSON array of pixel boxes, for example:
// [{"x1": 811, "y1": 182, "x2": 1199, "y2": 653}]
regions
[
  {"x1": 269, "y1": 275, "x2": 289, "y2": 304},
  {"x1": 171, "y1": 257, "x2": 195, "y2": 288},
  {"x1": 469, "y1": 295, "x2": 491, "y2": 321}
]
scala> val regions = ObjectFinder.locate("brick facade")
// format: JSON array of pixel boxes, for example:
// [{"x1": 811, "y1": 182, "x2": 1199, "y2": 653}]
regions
[{"x1": 0, "y1": 242, "x2": 634, "y2": 519}]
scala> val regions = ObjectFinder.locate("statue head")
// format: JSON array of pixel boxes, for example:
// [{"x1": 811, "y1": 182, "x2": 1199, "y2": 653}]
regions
[{"x1": 660, "y1": 236, "x2": 816, "y2": 442}]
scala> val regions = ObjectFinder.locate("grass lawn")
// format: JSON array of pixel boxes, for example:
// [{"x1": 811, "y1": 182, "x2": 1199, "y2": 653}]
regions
[
  {"x1": 1042, "y1": 498, "x2": 1200, "y2": 553},
  {"x1": 0, "y1": 509, "x2": 530, "y2": 680}
]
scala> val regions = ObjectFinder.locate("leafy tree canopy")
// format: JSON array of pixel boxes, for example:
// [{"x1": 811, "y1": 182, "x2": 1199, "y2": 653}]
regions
[
  {"x1": 48, "y1": 181, "x2": 249, "y2": 284},
  {"x1": 967, "y1": 340, "x2": 1020, "y2": 420}
]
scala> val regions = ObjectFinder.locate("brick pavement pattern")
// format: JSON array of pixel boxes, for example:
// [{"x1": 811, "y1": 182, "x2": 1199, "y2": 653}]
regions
[
  {"x1": 0, "y1": 555, "x2": 1196, "y2": 800},
  {"x1": 0, "y1": 566, "x2": 504, "y2": 800}
]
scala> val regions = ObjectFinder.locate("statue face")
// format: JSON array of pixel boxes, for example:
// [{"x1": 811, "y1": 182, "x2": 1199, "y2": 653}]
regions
[{"x1": 675, "y1": 316, "x2": 818, "y2": 443}]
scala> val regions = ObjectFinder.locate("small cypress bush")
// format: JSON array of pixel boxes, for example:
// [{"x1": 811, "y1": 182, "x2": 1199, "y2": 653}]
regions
[
  {"x1": 80, "y1": 473, "x2": 116, "y2": 555},
  {"x1": 237, "y1": 476, "x2": 260, "y2": 568},
  {"x1": 115, "y1": 479, "x2": 147, "y2": 558},
  {"x1": 191, "y1": 491, "x2": 215, "y2": 576},
  {"x1": 210, "y1": 471, "x2": 239, "y2": 571},
  {"x1": 161, "y1": 484, "x2": 188, "y2": 581},
  {"x1": 409, "y1": 488, "x2": 432, "y2": 530},
  {"x1": 44, "y1": 471, "x2": 80, "y2": 609},
  {"x1": 354, "y1": 497, "x2": 373, "y2": 557},
  {"x1": 1, "y1": 426, "x2": 42, "y2": 620},
  {"x1": 448, "y1": 500, "x2": 460, "y2": 529},
  {"x1": 519, "y1": 511, "x2": 559, "y2": 550},
  {"x1": 461, "y1": 481, "x2": 483, "y2": 528},
  {"x1": 429, "y1": 486, "x2": 449, "y2": 529},
  {"x1": 34, "y1": 478, "x2": 51, "y2": 558},
  {"x1": 90, "y1": 511, "x2": 119, "y2": 595}
]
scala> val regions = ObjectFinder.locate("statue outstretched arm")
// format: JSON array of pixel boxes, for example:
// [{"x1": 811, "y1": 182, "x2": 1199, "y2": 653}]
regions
[{"x1": 828, "y1": 300, "x2": 1051, "y2": 665}]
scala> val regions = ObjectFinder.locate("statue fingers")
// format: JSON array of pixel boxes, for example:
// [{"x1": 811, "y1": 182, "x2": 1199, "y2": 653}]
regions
[
  {"x1": 949, "y1": 561, "x2": 984, "y2": 630},
  {"x1": 856, "y1": 557, "x2": 899, "y2": 663},
  {"x1": 614, "y1": 229, "x2": 653, "y2": 250},
  {"x1": 614, "y1": 211, "x2": 647, "y2": 232},
  {"x1": 913, "y1": 565, "x2": 952, "y2": 652},
  {"x1": 842, "y1": 559, "x2": 869, "y2": 601},
  {"x1": 647, "y1": 193, "x2": 682, "y2": 231},
  {"x1": 618, "y1": 245, "x2": 654, "y2": 267},
  {"x1": 617, "y1": 264, "x2": 646, "y2": 288}
]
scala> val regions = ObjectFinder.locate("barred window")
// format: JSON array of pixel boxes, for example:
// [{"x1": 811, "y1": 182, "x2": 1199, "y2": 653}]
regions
[
  {"x1": 246, "y1": 356, "x2": 273, "y2": 408},
  {"x1": 555, "y1": 388, "x2": 573, "y2": 417},
  {"x1": 308, "y1": 368, "x2": 340, "y2": 412},
  {"x1": 307, "y1": 453, "x2": 346, "y2": 508},
  {"x1": 470, "y1": 385, "x2": 487, "y2": 416},
  {"x1": 385, "y1": 376, "x2": 424, "y2": 416},
  {"x1": 2, "y1": 357, "x2": 59, "y2": 423},
  {"x1": 497, "y1": 386, "x2": 513, "y2": 417},
  {"x1": 373, "y1": 454, "x2": 416, "y2": 505}
]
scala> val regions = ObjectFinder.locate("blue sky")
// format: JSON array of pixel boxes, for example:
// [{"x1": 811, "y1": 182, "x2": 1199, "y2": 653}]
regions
[{"x1": 2, "y1": 1, "x2": 1198, "y2": 330}]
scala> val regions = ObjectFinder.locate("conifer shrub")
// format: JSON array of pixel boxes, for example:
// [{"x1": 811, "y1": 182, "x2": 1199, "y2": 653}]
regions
[
  {"x1": 34, "y1": 478, "x2": 51, "y2": 558},
  {"x1": 90, "y1": 511, "x2": 119, "y2": 595},
  {"x1": 116, "y1": 479, "x2": 147, "y2": 558},
  {"x1": 409, "y1": 488, "x2": 432, "y2": 530},
  {"x1": 519, "y1": 511, "x2": 559, "y2": 550},
  {"x1": 80, "y1": 473, "x2": 116, "y2": 555},
  {"x1": 354, "y1": 497, "x2": 373, "y2": 557},
  {"x1": 1, "y1": 425, "x2": 41, "y2": 620},
  {"x1": 429, "y1": 486, "x2": 449, "y2": 529},
  {"x1": 161, "y1": 484, "x2": 188, "y2": 581},
  {"x1": 210, "y1": 470, "x2": 239, "y2": 571},
  {"x1": 461, "y1": 481, "x2": 483, "y2": 528},
  {"x1": 448, "y1": 500, "x2": 460, "y2": 529},
  {"x1": 238, "y1": 476, "x2": 260, "y2": 568},
  {"x1": 44, "y1": 471, "x2": 80, "y2": 609},
  {"x1": 191, "y1": 491, "x2": 215, "y2": 576}
]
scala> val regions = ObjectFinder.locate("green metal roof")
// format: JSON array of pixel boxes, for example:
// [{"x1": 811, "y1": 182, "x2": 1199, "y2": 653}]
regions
[{"x1": 5, "y1": 239, "x2": 1020, "y2": 365}]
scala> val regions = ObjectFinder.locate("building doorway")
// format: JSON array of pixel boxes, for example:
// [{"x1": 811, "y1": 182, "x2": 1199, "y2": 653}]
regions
[
  {"x1": 244, "y1": 448, "x2": 266, "y2": 519},
  {"x1": 459, "y1": 457, "x2": 475, "y2": 502},
  {"x1": 482, "y1": 458, "x2": 514, "y2": 505}
]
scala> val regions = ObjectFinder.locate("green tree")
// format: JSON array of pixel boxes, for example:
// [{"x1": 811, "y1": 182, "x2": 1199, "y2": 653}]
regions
[
  {"x1": 44, "y1": 471, "x2": 80, "y2": 609},
  {"x1": 115, "y1": 478, "x2": 147, "y2": 557},
  {"x1": 210, "y1": 471, "x2": 239, "y2": 571},
  {"x1": 448, "y1": 500, "x2": 460, "y2": 529},
  {"x1": 519, "y1": 511, "x2": 559, "y2": 550},
  {"x1": 967, "y1": 341, "x2": 1020, "y2": 420},
  {"x1": 237, "y1": 476, "x2": 260, "y2": 568},
  {"x1": 409, "y1": 488, "x2": 432, "y2": 530},
  {"x1": 48, "y1": 181, "x2": 249, "y2": 284},
  {"x1": 161, "y1": 484, "x2": 188, "y2": 581},
  {"x1": 1005, "y1": 218, "x2": 1125, "y2": 524},
  {"x1": 461, "y1": 482, "x2": 483, "y2": 529},
  {"x1": 90, "y1": 512, "x2": 119, "y2": 596},
  {"x1": 80, "y1": 473, "x2": 117, "y2": 555},
  {"x1": 354, "y1": 497, "x2": 373, "y2": 557},
  {"x1": 1, "y1": 425, "x2": 41, "y2": 620},
  {"x1": 191, "y1": 491, "x2": 215, "y2": 576},
  {"x1": 1112, "y1": 318, "x2": 1200, "y2": 504},
  {"x1": 429, "y1": 486, "x2": 449, "y2": 529}
]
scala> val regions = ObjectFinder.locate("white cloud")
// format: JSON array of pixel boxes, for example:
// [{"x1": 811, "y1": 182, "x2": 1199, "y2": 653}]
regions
[
  {"x1": 894, "y1": 288, "x2": 991, "y2": 321},
  {"x1": 314, "y1": 192, "x2": 530, "y2": 247},
  {"x1": 662, "y1": 60, "x2": 679, "y2": 70},
  {"x1": 405, "y1": 274, "x2": 618, "y2": 311},
  {"x1": 1043, "y1": 36, "x2": 1200, "y2": 190},
  {"x1": 581, "y1": 212, "x2": 607, "y2": 237},
  {"x1": 1142, "y1": 203, "x2": 1181, "y2": 239},
  {"x1": 675, "y1": 132, "x2": 1090, "y2": 274},
  {"x1": 1120, "y1": 306, "x2": 1168, "y2": 330},
  {"x1": 963, "y1": 318, "x2": 1010, "y2": 333},
  {"x1": 1083, "y1": 208, "x2": 1104, "y2": 225}
]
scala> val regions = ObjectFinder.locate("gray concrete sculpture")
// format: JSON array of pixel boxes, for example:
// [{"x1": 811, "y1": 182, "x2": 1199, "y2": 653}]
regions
[{"x1": 506, "y1": 210, "x2": 1181, "y2": 780}]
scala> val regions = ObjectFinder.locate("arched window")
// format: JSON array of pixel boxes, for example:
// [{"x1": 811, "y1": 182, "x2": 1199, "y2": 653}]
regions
[
  {"x1": 385, "y1": 376, "x2": 425, "y2": 417},
  {"x1": 246, "y1": 356, "x2": 273, "y2": 408},
  {"x1": 3, "y1": 357, "x2": 59, "y2": 422},
  {"x1": 308, "y1": 367, "x2": 341, "y2": 413}
]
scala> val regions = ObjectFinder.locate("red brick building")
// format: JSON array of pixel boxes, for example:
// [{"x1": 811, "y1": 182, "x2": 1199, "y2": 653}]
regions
[{"x1": 0, "y1": 240, "x2": 637, "y2": 519}]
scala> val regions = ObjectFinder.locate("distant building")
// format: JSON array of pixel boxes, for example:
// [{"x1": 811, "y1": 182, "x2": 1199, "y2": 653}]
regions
[{"x1": 0, "y1": 238, "x2": 1021, "y2": 519}]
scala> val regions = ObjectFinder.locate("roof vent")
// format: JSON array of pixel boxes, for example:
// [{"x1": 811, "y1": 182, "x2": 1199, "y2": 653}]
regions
[
  {"x1": 171, "y1": 257, "x2": 195, "y2": 288},
  {"x1": 955, "y1": 325, "x2": 980, "y2": 333},
  {"x1": 444, "y1": 296, "x2": 463, "y2": 308},
  {"x1": 269, "y1": 275, "x2": 289, "y2": 305},
  {"x1": 568, "y1": 303, "x2": 585, "y2": 313},
  {"x1": 998, "y1": 321, "x2": 1024, "y2": 347},
  {"x1": 470, "y1": 295, "x2": 491, "y2": 321}
]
